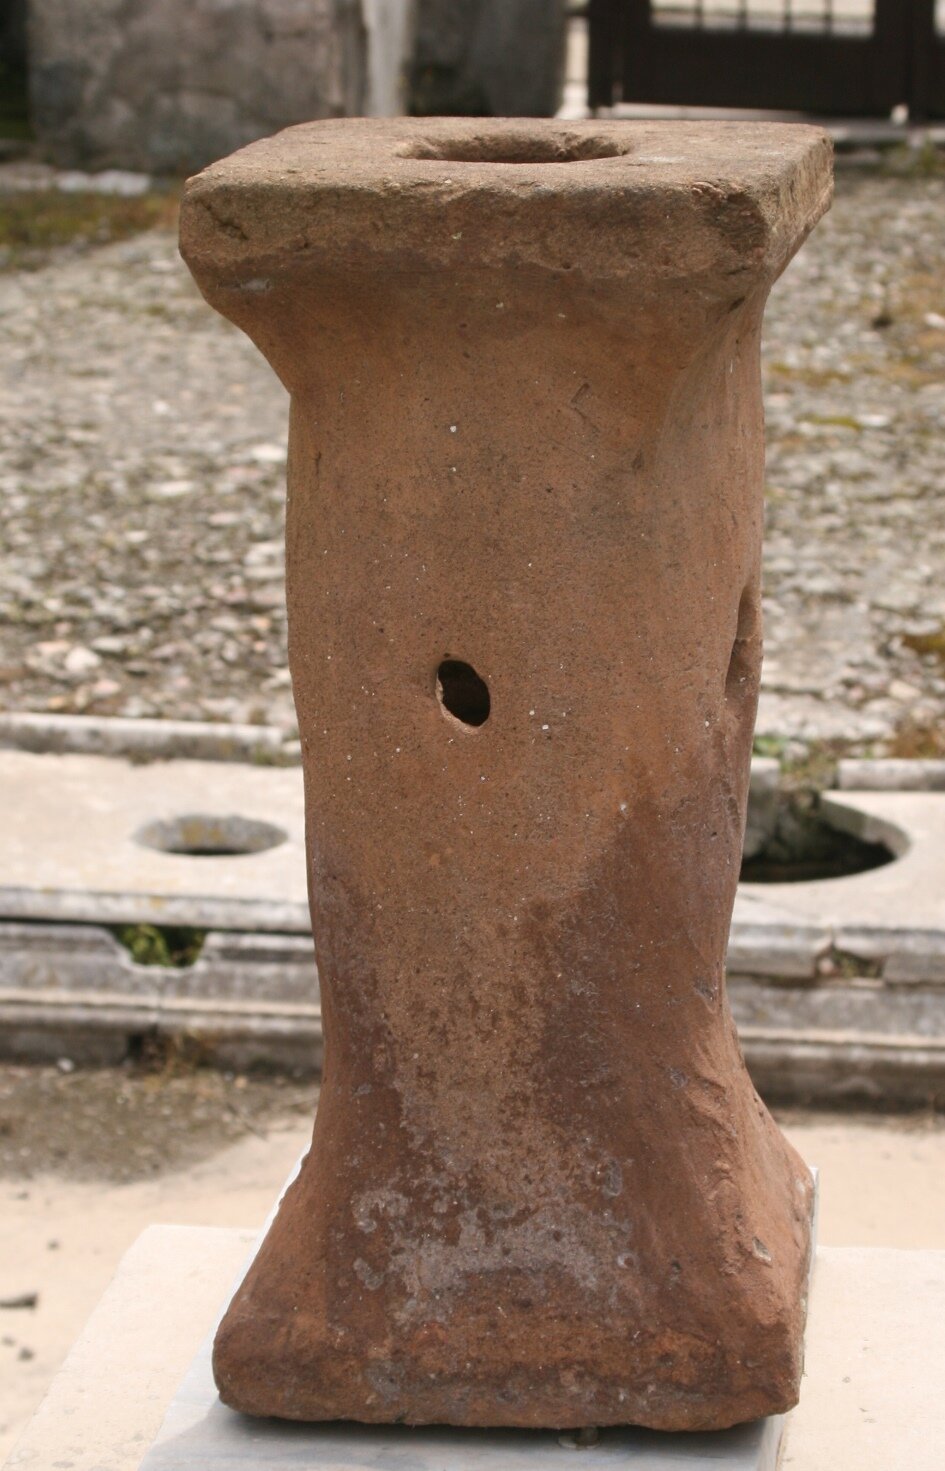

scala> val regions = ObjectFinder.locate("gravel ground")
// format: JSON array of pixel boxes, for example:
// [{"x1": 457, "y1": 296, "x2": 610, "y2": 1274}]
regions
[
  {"x1": 0, "y1": 1061, "x2": 315, "y2": 1183},
  {"x1": 1, "y1": 165, "x2": 944, "y2": 756}
]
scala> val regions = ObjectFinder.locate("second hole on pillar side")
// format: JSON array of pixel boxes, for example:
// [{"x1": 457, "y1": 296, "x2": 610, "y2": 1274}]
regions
[
  {"x1": 436, "y1": 659, "x2": 490, "y2": 729},
  {"x1": 725, "y1": 586, "x2": 759, "y2": 701}
]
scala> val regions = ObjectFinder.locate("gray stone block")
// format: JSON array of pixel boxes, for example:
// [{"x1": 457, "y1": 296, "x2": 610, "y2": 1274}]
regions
[
  {"x1": 0, "y1": 920, "x2": 321, "y2": 1070},
  {"x1": 0, "y1": 711, "x2": 290, "y2": 764},
  {"x1": 729, "y1": 973, "x2": 945, "y2": 1039},
  {"x1": 837, "y1": 758, "x2": 945, "y2": 791},
  {"x1": 744, "y1": 756, "x2": 781, "y2": 859},
  {"x1": 727, "y1": 920, "x2": 830, "y2": 980},
  {"x1": 827, "y1": 925, "x2": 945, "y2": 984},
  {"x1": 882, "y1": 931, "x2": 945, "y2": 986}
]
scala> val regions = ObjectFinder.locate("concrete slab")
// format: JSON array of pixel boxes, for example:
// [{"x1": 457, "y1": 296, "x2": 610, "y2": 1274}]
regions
[
  {"x1": 6, "y1": 749, "x2": 944, "y2": 946},
  {"x1": 0, "y1": 750, "x2": 309, "y2": 931},
  {"x1": 782, "y1": 1248, "x2": 945, "y2": 1470},
  {"x1": 0, "y1": 1224, "x2": 255, "y2": 1471},
  {"x1": 742, "y1": 792, "x2": 945, "y2": 934},
  {"x1": 5, "y1": 1229, "x2": 943, "y2": 1471},
  {"x1": 140, "y1": 1405, "x2": 783, "y2": 1469}
]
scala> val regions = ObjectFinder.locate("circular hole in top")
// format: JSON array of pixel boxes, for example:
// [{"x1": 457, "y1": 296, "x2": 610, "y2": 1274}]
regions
[
  {"x1": 134, "y1": 814, "x2": 287, "y2": 858},
  {"x1": 402, "y1": 131, "x2": 631, "y2": 166},
  {"x1": 436, "y1": 659, "x2": 490, "y2": 729}
]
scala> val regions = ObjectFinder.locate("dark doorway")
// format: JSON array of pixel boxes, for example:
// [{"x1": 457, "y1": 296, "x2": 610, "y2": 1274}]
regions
[{"x1": 0, "y1": 0, "x2": 29, "y2": 145}]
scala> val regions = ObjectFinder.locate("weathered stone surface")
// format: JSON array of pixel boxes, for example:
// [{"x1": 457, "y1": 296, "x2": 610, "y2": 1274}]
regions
[
  {"x1": 181, "y1": 119, "x2": 832, "y2": 1432},
  {"x1": 27, "y1": 0, "x2": 366, "y2": 172}
]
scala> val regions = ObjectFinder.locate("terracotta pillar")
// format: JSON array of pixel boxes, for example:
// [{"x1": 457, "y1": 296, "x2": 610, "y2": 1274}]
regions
[{"x1": 180, "y1": 119, "x2": 832, "y2": 1433}]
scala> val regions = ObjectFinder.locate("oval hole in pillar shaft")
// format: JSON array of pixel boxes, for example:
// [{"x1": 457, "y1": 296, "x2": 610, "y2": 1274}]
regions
[{"x1": 436, "y1": 659, "x2": 491, "y2": 728}]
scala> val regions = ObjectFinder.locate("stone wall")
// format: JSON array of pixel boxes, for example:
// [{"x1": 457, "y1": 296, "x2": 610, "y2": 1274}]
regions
[
  {"x1": 27, "y1": 0, "x2": 368, "y2": 172},
  {"x1": 23, "y1": 0, "x2": 564, "y2": 172}
]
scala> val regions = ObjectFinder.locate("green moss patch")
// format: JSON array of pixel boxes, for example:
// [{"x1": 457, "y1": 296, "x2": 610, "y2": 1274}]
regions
[{"x1": 111, "y1": 924, "x2": 205, "y2": 969}]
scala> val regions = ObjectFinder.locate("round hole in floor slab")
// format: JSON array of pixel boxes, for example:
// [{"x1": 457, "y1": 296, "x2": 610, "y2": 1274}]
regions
[
  {"x1": 134, "y1": 814, "x2": 287, "y2": 858},
  {"x1": 740, "y1": 796, "x2": 897, "y2": 884},
  {"x1": 401, "y1": 131, "x2": 631, "y2": 166},
  {"x1": 436, "y1": 659, "x2": 490, "y2": 729}
]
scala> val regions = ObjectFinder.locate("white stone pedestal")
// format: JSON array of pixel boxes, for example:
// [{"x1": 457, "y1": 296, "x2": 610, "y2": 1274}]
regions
[{"x1": 4, "y1": 1228, "x2": 944, "y2": 1471}]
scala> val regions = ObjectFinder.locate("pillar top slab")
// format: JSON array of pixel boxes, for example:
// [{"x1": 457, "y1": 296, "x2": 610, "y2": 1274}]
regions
[{"x1": 181, "y1": 117, "x2": 832, "y2": 288}]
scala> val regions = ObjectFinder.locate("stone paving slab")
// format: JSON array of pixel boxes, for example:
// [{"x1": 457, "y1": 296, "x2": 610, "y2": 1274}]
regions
[
  {"x1": 141, "y1": 1398, "x2": 783, "y2": 1470},
  {"x1": 4, "y1": 749, "x2": 945, "y2": 945},
  {"x1": 3, "y1": 749, "x2": 945, "y2": 1097},
  {"x1": 743, "y1": 791, "x2": 945, "y2": 933},
  {"x1": 0, "y1": 750, "x2": 790, "y2": 932},
  {"x1": 7, "y1": 1227, "x2": 943, "y2": 1471},
  {"x1": 0, "y1": 750, "x2": 308, "y2": 932}
]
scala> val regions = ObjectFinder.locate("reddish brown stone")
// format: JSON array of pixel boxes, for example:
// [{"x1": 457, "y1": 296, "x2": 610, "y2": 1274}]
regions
[{"x1": 180, "y1": 118, "x2": 833, "y2": 1433}]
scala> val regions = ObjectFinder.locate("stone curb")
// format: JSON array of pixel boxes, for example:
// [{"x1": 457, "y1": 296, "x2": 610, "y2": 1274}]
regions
[
  {"x1": 0, "y1": 711, "x2": 296, "y2": 765},
  {"x1": 836, "y1": 758, "x2": 945, "y2": 791},
  {"x1": 2, "y1": 920, "x2": 945, "y2": 1104},
  {"x1": 1, "y1": 723, "x2": 943, "y2": 1102},
  {"x1": 6, "y1": 714, "x2": 945, "y2": 792},
  {"x1": 0, "y1": 923, "x2": 321, "y2": 1072}
]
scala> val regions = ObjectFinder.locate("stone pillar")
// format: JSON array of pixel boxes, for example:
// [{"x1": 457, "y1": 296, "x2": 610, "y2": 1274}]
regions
[{"x1": 180, "y1": 118, "x2": 833, "y2": 1433}]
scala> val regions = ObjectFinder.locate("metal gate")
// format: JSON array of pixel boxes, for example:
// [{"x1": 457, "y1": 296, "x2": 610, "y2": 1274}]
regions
[{"x1": 589, "y1": 0, "x2": 945, "y2": 119}]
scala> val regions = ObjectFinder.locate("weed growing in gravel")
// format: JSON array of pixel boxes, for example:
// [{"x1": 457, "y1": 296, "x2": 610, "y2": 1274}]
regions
[
  {"x1": 880, "y1": 141, "x2": 945, "y2": 180},
  {"x1": 0, "y1": 189, "x2": 180, "y2": 271},
  {"x1": 888, "y1": 720, "x2": 945, "y2": 759},
  {"x1": 752, "y1": 734, "x2": 788, "y2": 761},
  {"x1": 903, "y1": 627, "x2": 945, "y2": 663}
]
